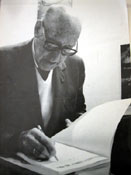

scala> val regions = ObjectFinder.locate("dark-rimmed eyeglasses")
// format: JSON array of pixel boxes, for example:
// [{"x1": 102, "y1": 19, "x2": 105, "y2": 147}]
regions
[{"x1": 44, "y1": 40, "x2": 78, "y2": 56}]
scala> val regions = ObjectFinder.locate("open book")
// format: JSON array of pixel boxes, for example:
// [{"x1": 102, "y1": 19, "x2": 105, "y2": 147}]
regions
[{"x1": 1, "y1": 98, "x2": 131, "y2": 175}]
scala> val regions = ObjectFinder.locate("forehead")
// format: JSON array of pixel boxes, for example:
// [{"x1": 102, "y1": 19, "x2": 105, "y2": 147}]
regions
[{"x1": 43, "y1": 7, "x2": 81, "y2": 46}]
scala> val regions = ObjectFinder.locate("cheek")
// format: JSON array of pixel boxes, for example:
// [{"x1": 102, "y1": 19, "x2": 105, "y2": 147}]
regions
[
  {"x1": 40, "y1": 51, "x2": 58, "y2": 61},
  {"x1": 62, "y1": 56, "x2": 67, "y2": 62},
  {"x1": 37, "y1": 49, "x2": 49, "y2": 61}
]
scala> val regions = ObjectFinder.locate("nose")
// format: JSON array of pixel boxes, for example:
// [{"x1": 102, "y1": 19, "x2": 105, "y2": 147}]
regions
[{"x1": 50, "y1": 50, "x2": 65, "y2": 64}]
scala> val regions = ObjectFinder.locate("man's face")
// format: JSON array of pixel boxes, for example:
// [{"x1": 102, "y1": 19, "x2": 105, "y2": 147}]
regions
[
  {"x1": 34, "y1": 9, "x2": 81, "y2": 71},
  {"x1": 34, "y1": 26, "x2": 77, "y2": 71}
]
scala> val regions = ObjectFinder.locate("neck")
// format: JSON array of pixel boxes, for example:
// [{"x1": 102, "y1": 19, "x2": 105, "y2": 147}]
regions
[
  {"x1": 32, "y1": 38, "x2": 39, "y2": 68},
  {"x1": 38, "y1": 68, "x2": 50, "y2": 81}
]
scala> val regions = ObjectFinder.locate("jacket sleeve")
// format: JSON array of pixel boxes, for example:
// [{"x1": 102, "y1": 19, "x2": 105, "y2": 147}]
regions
[
  {"x1": 0, "y1": 126, "x2": 20, "y2": 156},
  {"x1": 0, "y1": 49, "x2": 20, "y2": 156},
  {"x1": 75, "y1": 58, "x2": 86, "y2": 118}
]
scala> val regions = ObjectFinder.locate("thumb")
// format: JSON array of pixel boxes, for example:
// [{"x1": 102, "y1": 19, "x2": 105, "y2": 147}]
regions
[{"x1": 65, "y1": 118, "x2": 72, "y2": 127}]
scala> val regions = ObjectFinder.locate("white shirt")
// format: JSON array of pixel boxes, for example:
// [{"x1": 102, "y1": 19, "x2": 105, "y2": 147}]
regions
[
  {"x1": 35, "y1": 68, "x2": 53, "y2": 128},
  {"x1": 32, "y1": 40, "x2": 53, "y2": 128}
]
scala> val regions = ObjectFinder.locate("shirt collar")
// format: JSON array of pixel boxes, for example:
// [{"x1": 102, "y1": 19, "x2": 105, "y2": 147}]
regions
[{"x1": 32, "y1": 39, "x2": 38, "y2": 69}]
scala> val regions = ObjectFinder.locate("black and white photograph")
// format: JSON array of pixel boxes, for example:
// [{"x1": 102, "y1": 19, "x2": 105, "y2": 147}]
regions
[{"x1": 0, "y1": 0, "x2": 131, "y2": 175}]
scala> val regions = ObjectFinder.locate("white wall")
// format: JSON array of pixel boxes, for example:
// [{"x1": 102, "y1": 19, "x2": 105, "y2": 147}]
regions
[
  {"x1": 0, "y1": 0, "x2": 130, "y2": 110},
  {"x1": 126, "y1": 0, "x2": 131, "y2": 48},
  {"x1": 73, "y1": 0, "x2": 129, "y2": 110},
  {"x1": 0, "y1": 0, "x2": 37, "y2": 46}
]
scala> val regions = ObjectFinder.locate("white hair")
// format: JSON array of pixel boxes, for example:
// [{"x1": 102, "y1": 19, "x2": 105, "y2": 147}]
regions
[{"x1": 37, "y1": 2, "x2": 81, "y2": 26}]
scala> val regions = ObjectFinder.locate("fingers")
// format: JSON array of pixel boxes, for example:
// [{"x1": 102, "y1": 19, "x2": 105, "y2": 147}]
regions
[
  {"x1": 25, "y1": 134, "x2": 50, "y2": 159},
  {"x1": 65, "y1": 118, "x2": 72, "y2": 127},
  {"x1": 31, "y1": 128, "x2": 56, "y2": 157},
  {"x1": 19, "y1": 128, "x2": 56, "y2": 160}
]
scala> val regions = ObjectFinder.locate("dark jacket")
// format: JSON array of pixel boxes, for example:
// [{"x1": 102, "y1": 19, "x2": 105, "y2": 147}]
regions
[{"x1": 0, "y1": 40, "x2": 86, "y2": 156}]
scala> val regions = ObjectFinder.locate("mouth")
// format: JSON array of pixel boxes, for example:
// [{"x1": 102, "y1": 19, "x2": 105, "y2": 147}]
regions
[{"x1": 49, "y1": 61, "x2": 58, "y2": 64}]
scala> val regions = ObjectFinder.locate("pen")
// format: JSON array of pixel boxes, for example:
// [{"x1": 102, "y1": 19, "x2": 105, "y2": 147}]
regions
[{"x1": 37, "y1": 125, "x2": 59, "y2": 161}]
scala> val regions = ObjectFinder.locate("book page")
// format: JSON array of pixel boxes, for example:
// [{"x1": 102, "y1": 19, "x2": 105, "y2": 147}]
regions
[
  {"x1": 14, "y1": 142, "x2": 108, "y2": 175},
  {"x1": 0, "y1": 142, "x2": 108, "y2": 175},
  {"x1": 53, "y1": 99, "x2": 131, "y2": 158}
]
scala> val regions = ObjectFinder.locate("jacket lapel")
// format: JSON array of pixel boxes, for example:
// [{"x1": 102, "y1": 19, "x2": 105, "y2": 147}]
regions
[
  {"x1": 44, "y1": 67, "x2": 66, "y2": 136},
  {"x1": 7, "y1": 40, "x2": 43, "y2": 131}
]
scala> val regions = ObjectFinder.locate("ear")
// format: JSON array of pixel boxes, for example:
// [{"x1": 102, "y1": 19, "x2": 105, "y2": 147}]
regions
[{"x1": 34, "y1": 20, "x2": 45, "y2": 38}]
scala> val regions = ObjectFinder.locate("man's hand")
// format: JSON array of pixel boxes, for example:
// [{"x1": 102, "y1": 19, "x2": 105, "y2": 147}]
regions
[
  {"x1": 18, "y1": 127, "x2": 56, "y2": 160},
  {"x1": 65, "y1": 118, "x2": 72, "y2": 127}
]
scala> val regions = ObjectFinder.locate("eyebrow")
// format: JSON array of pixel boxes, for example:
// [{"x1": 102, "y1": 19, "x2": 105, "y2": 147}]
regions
[
  {"x1": 46, "y1": 39, "x2": 74, "y2": 49},
  {"x1": 46, "y1": 38, "x2": 60, "y2": 45}
]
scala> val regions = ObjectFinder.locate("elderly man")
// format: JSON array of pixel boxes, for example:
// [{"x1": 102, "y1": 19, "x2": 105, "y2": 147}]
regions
[{"x1": 0, "y1": 5, "x2": 86, "y2": 160}]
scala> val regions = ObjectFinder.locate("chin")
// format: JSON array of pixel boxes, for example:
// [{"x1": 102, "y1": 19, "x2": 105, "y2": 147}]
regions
[
  {"x1": 40, "y1": 65, "x2": 55, "y2": 72},
  {"x1": 39, "y1": 60, "x2": 56, "y2": 71},
  {"x1": 44, "y1": 64, "x2": 58, "y2": 71}
]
